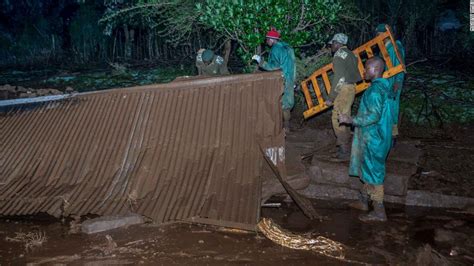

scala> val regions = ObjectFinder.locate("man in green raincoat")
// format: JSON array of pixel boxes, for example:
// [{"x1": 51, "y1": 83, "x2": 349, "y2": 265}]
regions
[
  {"x1": 376, "y1": 24, "x2": 405, "y2": 141},
  {"x1": 338, "y1": 57, "x2": 394, "y2": 222},
  {"x1": 252, "y1": 28, "x2": 296, "y2": 133}
]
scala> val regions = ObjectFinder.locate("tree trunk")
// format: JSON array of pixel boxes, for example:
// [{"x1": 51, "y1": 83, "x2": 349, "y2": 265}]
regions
[
  {"x1": 148, "y1": 31, "x2": 153, "y2": 59},
  {"x1": 124, "y1": 24, "x2": 131, "y2": 59},
  {"x1": 130, "y1": 28, "x2": 135, "y2": 59},
  {"x1": 163, "y1": 43, "x2": 168, "y2": 60},
  {"x1": 223, "y1": 39, "x2": 231, "y2": 68}
]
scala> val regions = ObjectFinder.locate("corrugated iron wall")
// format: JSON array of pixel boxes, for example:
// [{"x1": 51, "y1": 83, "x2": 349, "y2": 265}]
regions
[{"x1": 0, "y1": 72, "x2": 284, "y2": 230}]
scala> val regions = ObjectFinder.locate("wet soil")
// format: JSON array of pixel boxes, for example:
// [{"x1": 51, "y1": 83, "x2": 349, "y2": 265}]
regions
[
  {"x1": 403, "y1": 124, "x2": 474, "y2": 198},
  {"x1": 1, "y1": 201, "x2": 473, "y2": 265}
]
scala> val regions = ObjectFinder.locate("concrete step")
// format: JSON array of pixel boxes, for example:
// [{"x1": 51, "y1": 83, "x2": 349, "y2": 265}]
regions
[{"x1": 307, "y1": 140, "x2": 421, "y2": 197}]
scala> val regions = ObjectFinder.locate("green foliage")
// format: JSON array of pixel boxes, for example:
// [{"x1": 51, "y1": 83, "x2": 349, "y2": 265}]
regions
[
  {"x1": 295, "y1": 51, "x2": 332, "y2": 85},
  {"x1": 401, "y1": 67, "x2": 474, "y2": 126},
  {"x1": 197, "y1": 0, "x2": 343, "y2": 64},
  {"x1": 10, "y1": 17, "x2": 60, "y2": 63},
  {"x1": 456, "y1": 12, "x2": 474, "y2": 57},
  {"x1": 100, "y1": 0, "x2": 203, "y2": 45},
  {"x1": 70, "y1": 2, "x2": 107, "y2": 61}
]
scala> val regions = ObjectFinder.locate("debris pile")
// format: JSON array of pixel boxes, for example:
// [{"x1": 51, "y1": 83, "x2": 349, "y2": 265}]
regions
[
  {"x1": 0, "y1": 84, "x2": 76, "y2": 100},
  {"x1": 5, "y1": 231, "x2": 47, "y2": 252},
  {"x1": 257, "y1": 218, "x2": 344, "y2": 259}
]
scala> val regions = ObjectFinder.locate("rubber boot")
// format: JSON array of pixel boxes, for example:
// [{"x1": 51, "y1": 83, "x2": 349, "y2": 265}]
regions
[
  {"x1": 359, "y1": 202, "x2": 387, "y2": 222},
  {"x1": 283, "y1": 109, "x2": 291, "y2": 134},
  {"x1": 336, "y1": 143, "x2": 350, "y2": 160},
  {"x1": 330, "y1": 144, "x2": 350, "y2": 162},
  {"x1": 348, "y1": 191, "x2": 369, "y2": 211}
]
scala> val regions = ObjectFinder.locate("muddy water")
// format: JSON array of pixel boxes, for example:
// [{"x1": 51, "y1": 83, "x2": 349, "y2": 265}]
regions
[{"x1": 0, "y1": 200, "x2": 473, "y2": 265}]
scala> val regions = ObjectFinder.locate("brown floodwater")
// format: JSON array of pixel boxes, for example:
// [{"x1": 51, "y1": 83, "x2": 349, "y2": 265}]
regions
[{"x1": 1, "y1": 199, "x2": 473, "y2": 265}]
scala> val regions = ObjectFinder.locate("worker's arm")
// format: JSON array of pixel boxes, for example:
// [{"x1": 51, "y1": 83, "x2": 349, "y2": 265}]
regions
[
  {"x1": 196, "y1": 49, "x2": 205, "y2": 75},
  {"x1": 216, "y1": 56, "x2": 229, "y2": 75},
  {"x1": 196, "y1": 64, "x2": 203, "y2": 75},
  {"x1": 261, "y1": 48, "x2": 282, "y2": 71},
  {"x1": 352, "y1": 88, "x2": 384, "y2": 127}
]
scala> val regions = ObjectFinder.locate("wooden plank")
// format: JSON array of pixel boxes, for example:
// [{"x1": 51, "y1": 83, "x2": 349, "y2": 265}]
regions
[
  {"x1": 301, "y1": 82, "x2": 314, "y2": 109},
  {"x1": 365, "y1": 47, "x2": 374, "y2": 57},
  {"x1": 321, "y1": 72, "x2": 332, "y2": 95},
  {"x1": 310, "y1": 76, "x2": 325, "y2": 107}
]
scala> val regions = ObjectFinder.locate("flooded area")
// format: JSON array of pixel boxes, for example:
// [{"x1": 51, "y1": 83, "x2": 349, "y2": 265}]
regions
[{"x1": 0, "y1": 200, "x2": 473, "y2": 265}]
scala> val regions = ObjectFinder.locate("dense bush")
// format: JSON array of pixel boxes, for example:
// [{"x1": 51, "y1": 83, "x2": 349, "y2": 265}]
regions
[{"x1": 197, "y1": 0, "x2": 342, "y2": 64}]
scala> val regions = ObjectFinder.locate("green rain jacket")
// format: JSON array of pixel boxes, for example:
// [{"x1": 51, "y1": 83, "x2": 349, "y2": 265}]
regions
[
  {"x1": 349, "y1": 78, "x2": 394, "y2": 185},
  {"x1": 261, "y1": 41, "x2": 296, "y2": 110},
  {"x1": 386, "y1": 40, "x2": 405, "y2": 126}
]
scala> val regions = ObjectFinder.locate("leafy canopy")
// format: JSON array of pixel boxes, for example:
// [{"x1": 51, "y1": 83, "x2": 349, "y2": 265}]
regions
[
  {"x1": 197, "y1": 0, "x2": 343, "y2": 63},
  {"x1": 100, "y1": 0, "x2": 343, "y2": 64}
]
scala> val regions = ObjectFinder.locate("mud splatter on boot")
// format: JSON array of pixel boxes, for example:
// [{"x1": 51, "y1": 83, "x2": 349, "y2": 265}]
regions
[
  {"x1": 359, "y1": 202, "x2": 387, "y2": 222},
  {"x1": 348, "y1": 192, "x2": 369, "y2": 211}
]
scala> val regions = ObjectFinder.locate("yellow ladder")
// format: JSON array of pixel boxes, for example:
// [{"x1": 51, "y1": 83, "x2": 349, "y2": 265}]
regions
[{"x1": 301, "y1": 25, "x2": 406, "y2": 119}]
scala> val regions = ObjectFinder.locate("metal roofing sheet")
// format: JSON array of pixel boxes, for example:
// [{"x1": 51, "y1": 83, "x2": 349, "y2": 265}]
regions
[{"x1": 0, "y1": 72, "x2": 285, "y2": 230}]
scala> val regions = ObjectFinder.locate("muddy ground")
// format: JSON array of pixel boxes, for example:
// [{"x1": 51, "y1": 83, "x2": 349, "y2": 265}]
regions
[
  {"x1": 0, "y1": 201, "x2": 473, "y2": 265},
  {"x1": 403, "y1": 124, "x2": 474, "y2": 198}
]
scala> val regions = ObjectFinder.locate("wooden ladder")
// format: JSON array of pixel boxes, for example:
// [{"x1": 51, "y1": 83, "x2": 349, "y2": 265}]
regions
[{"x1": 301, "y1": 25, "x2": 406, "y2": 119}]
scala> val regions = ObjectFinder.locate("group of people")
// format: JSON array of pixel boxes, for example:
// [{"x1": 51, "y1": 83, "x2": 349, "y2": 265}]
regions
[{"x1": 196, "y1": 24, "x2": 405, "y2": 222}]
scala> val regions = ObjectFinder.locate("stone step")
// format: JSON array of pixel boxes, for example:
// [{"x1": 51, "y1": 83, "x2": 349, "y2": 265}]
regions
[
  {"x1": 307, "y1": 141, "x2": 421, "y2": 197},
  {"x1": 301, "y1": 184, "x2": 474, "y2": 210}
]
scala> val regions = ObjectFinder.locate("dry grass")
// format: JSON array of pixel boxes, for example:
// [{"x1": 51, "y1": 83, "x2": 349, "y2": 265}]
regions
[{"x1": 5, "y1": 231, "x2": 47, "y2": 251}]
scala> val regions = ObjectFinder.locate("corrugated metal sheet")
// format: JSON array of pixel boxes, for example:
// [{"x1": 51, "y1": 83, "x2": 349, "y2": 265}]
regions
[{"x1": 0, "y1": 72, "x2": 285, "y2": 230}]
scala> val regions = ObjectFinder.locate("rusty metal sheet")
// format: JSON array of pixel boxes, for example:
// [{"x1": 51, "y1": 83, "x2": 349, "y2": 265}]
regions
[{"x1": 0, "y1": 72, "x2": 285, "y2": 230}]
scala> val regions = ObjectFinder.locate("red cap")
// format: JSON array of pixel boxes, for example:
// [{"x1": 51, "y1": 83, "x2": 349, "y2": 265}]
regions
[{"x1": 266, "y1": 28, "x2": 280, "y2": 40}]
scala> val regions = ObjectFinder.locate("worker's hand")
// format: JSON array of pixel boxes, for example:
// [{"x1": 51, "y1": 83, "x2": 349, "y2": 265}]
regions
[
  {"x1": 197, "y1": 48, "x2": 206, "y2": 54},
  {"x1": 338, "y1": 113, "x2": 353, "y2": 125},
  {"x1": 252, "y1": 54, "x2": 261, "y2": 64},
  {"x1": 325, "y1": 100, "x2": 333, "y2": 106}
]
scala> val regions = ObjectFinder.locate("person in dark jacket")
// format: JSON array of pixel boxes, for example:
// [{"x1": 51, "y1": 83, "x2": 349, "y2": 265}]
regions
[
  {"x1": 326, "y1": 33, "x2": 362, "y2": 160},
  {"x1": 196, "y1": 49, "x2": 229, "y2": 76}
]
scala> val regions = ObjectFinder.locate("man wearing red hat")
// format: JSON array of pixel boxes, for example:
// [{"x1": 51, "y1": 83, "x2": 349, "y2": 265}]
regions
[{"x1": 252, "y1": 28, "x2": 296, "y2": 133}]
